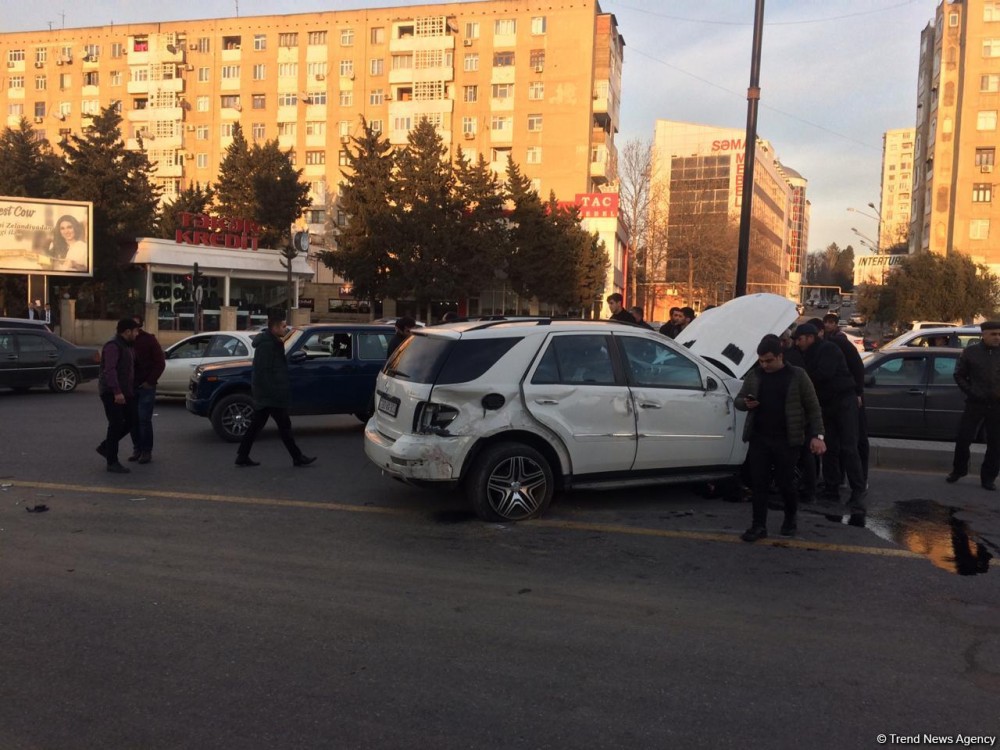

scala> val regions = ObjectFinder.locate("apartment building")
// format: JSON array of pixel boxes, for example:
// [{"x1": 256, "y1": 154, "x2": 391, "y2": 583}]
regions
[
  {"x1": 649, "y1": 120, "x2": 806, "y2": 317},
  {"x1": 911, "y1": 0, "x2": 1000, "y2": 271},
  {"x1": 879, "y1": 128, "x2": 915, "y2": 251},
  {"x1": 0, "y1": 0, "x2": 624, "y2": 318}
]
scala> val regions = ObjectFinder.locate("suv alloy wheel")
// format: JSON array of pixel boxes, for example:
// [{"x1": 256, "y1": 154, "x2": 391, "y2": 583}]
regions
[{"x1": 466, "y1": 442, "x2": 554, "y2": 522}]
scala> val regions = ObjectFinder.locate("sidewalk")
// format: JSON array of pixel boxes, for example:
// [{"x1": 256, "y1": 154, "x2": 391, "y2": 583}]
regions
[{"x1": 870, "y1": 437, "x2": 984, "y2": 474}]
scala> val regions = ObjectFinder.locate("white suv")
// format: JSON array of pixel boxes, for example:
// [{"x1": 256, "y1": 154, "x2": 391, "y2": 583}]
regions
[{"x1": 364, "y1": 295, "x2": 797, "y2": 522}]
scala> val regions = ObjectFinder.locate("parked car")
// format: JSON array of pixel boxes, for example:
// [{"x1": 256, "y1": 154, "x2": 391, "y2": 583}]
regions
[
  {"x1": 0, "y1": 317, "x2": 51, "y2": 332},
  {"x1": 364, "y1": 294, "x2": 798, "y2": 522},
  {"x1": 863, "y1": 348, "x2": 970, "y2": 441},
  {"x1": 159, "y1": 331, "x2": 257, "y2": 397},
  {"x1": 839, "y1": 327, "x2": 866, "y2": 354},
  {"x1": 861, "y1": 326, "x2": 981, "y2": 361},
  {"x1": 0, "y1": 328, "x2": 99, "y2": 392},
  {"x1": 186, "y1": 324, "x2": 395, "y2": 441}
]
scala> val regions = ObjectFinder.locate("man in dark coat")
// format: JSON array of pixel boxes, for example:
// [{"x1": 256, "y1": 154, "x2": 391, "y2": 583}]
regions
[
  {"x1": 235, "y1": 311, "x2": 315, "y2": 467},
  {"x1": 606, "y1": 293, "x2": 636, "y2": 324},
  {"x1": 823, "y1": 313, "x2": 869, "y2": 481},
  {"x1": 948, "y1": 321, "x2": 1000, "y2": 490},
  {"x1": 96, "y1": 318, "x2": 140, "y2": 473},
  {"x1": 387, "y1": 316, "x2": 417, "y2": 357},
  {"x1": 127, "y1": 316, "x2": 165, "y2": 465}
]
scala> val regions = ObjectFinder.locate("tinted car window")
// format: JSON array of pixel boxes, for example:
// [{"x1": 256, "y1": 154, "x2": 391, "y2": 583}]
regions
[
  {"x1": 0, "y1": 333, "x2": 13, "y2": 354},
  {"x1": 436, "y1": 338, "x2": 522, "y2": 385},
  {"x1": 207, "y1": 335, "x2": 249, "y2": 357},
  {"x1": 300, "y1": 332, "x2": 346, "y2": 359},
  {"x1": 17, "y1": 334, "x2": 58, "y2": 354},
  {"x1": 530, "y1": 335, "x2": 615, "y2": 386},
  {"x1": 358, "y1": 333, "x2": 390, "y2": 360},
  {"x1": 872, "y1": 356, "x2": 927, "y2": 386},
  {"x1": 386, "y1": 335, "x2": 453, "y2": 383},
  {"x1": 931, "y1": 356, "x2": 958, "y2": 384},
  {"x1": 171, "y1": 336, "x2": 211, "y2": 358},
  {"x1": 619, "y1": 336, "x2": 702, "y2": 389}
]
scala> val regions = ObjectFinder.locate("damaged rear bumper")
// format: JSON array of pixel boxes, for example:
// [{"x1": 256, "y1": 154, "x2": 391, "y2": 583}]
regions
[{"x1": 364, "y1": 419, "x2": 472, "y2": 483}]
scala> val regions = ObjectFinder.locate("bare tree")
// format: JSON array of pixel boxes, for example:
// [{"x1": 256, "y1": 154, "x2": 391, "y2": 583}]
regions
[{"x1": 616, "y1": 138, "x2": 653, "y2": 311}]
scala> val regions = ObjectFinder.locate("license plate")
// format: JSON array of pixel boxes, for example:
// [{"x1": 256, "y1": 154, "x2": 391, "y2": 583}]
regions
[{"x1": 377, "y1": 392, "x2": 399, "y2": 417}]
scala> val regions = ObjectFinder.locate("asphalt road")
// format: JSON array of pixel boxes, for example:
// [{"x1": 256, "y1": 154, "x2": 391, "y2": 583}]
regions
[{"x1": 1, "y1": 383, "x2": 998, "y2": 750}]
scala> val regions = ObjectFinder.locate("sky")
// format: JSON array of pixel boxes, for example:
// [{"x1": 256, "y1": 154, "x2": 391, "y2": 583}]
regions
[{"x1": 3, "y1": 0, "x2": 938, "y2": 255}]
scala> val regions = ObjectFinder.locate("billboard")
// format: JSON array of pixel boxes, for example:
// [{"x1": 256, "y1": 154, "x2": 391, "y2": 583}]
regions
[
  {"x1": 854, "y1": 254, "x2": 907, "y2": 286},
  {"x1": 0, "y1": 197, "x2": 94, "y2": 276}
]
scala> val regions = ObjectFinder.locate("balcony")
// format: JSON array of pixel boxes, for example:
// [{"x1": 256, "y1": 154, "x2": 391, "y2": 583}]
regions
[
  {"x1": 389, "y1": 35, "x2": 454, "y2": 54},
  {"x1": 127, "y1": 80, "x2": 150, "y2": 95},
  {"x1": 490, "y1": 67, "x2": 515, "y2": 85},
  {"x1": 127, "y1": 109, "x2": 151, "y2": 122}
]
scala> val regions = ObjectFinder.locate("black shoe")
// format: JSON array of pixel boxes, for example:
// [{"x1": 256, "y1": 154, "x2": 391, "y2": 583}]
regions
[
  {"x1": 983, "y1": 480, "x2": 997, "y2": 491},
  {"x1": 95, "y1": 443, "x2": 108, "y2": 458},
  {"x1": 740, "y1": 525, "x2": 767, "y2": 543},
  {"x1": 293, "y1": 455, "x2": 317, "y2": 467},
  {"x1": 946, "y1": 472, "x2": 965, "y2": 484},
  {"x1": 780, "y1": 520, "x2": 797, "y2": 537},
  {"x1": 137, "y1": 452, "x2": 151, "y2": 465},
  {"x1": 126, "y1": 450, "x2": 141, "y2": 462},
  {"x1": 106, "y1": 463, "x2": 130, "y2": 474},
  {"x1": 848, "y1": 513, "x2": 866, "y2": 528},
  {"x1": 235, "y1": 457, "x2": 260, "y2": 467}
]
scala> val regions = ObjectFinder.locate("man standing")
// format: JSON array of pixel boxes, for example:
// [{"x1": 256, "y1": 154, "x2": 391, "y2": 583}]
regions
[
  {"x1": 822, "y1": 313, "x2": 869, "y2": 481},
  {"x1": 792, "y1": 323, "x2": 867, "y2": 523},
  {"x1": 96, "y1": 318, "x2": 140, "y2": 474},
  {"x1": 629, "y1": 306, "x2": 654, "y2": 330},
  {"x1": 387, "y1": 316, "x2": 417, "y2": 357},
  {"x1": 236, "y1": 311, "x2": 315, "y2": 468},
  {"x1": 735, "y1": 335, "x2": 826, "y2": 542},
  {"x1": 606, "y1": 293, "x2": 637, "y2": 324},
  {"x1": 659, "y1": 307, "x2": 684, "y2": 337},
  {"x1": 948, "y1": 321, "x2": 1000, "y2": 490},
  {"x1": 128, "y1": 316, "x2": 165, "y2": 465}
]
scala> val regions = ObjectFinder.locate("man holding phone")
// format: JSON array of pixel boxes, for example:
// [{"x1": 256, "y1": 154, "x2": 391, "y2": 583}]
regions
[{"x1": 735, "y1": 334, "x2": 826, "y2": 542}]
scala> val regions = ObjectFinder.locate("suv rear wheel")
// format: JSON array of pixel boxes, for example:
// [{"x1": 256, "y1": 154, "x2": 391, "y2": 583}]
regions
[{"x1": 466, "y1": 442, "x2": 554, "y2": 522}]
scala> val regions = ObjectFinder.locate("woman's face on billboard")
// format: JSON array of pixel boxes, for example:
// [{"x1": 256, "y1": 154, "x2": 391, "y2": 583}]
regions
[{"x1": 59, "y1": 220, "x2": 77, "y2": 241}]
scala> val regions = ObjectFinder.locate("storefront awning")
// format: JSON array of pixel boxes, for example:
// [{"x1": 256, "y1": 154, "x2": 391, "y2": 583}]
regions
[{"x1": 134, "y1": 237, "x2": 314, "y2": 280}]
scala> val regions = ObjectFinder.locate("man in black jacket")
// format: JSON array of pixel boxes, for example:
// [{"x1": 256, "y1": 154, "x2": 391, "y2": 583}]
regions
[
  {"x1": 823, "y1": 313, "x2": 869, "y2": 481},
  {"x1": 606, "y1": 293, "x2": 636, "y2": 324},
  {"x1": 791, "y1": 323, "x2": 867, "y2": 521},
  {"x1": 948, "y1": 321, "x2": 1000, "y2": 490},
  {"x1": 96, "y1": 318, "x2": 140, "y2": 474}
]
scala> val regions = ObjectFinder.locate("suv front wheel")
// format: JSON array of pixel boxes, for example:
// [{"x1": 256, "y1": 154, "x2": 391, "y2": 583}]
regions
[
  {"x1": 211, "y1": 393, "x2": 255, "y2": 442},
  {"x1": 466, "y1": 442, "x2": 554, "y2": 522}
]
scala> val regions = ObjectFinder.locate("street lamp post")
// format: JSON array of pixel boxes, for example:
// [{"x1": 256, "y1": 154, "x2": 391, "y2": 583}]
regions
[{"x1": 735, "y1": 0, "x2": 765, "y2": 298}]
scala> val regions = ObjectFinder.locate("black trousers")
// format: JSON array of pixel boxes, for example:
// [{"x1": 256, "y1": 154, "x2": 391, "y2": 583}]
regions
[
  {"x1": 747, "y1": 434, "x2": 800, "y2": 527},
  {"x1": 237, "y1": 406, "x2": 303, "y2": 461},
  {"x1": 99, "y1": 392, "x2": 137, "y2": 465},
  {"x1": 821, "y1": 393, "x2": 867, "y2": 511},
  {"x1": 952, "y1": 401, "x2": 1000, "y2": 482}
]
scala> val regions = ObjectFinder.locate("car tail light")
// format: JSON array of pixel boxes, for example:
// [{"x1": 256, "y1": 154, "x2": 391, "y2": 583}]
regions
[
  {"x1": 415, "y1": 401, "x2": 460, "y2": 435},
  {"x1": 91, "y1": 352, "x2": 101, "y2": 363}
]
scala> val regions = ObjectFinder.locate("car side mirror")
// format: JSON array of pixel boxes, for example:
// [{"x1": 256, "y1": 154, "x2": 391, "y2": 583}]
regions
[
  {"x1": 864, "y1": 374, "x2": 875, "y2": 387},
  {"x1": 288, "y1": 350, "x2": 308, "y2": 364},
  {"x1": 705, "y1": 376, "x2": 718, "y2": 391}
]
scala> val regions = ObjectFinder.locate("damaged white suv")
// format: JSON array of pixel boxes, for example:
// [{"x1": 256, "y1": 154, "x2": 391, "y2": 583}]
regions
[{"x1": 364, "y1": 294, "x2": 797, "y2": 522}]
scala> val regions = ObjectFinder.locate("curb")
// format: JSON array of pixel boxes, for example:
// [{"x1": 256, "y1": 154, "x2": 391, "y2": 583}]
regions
[{"x1": 870, "y1": 437, "x2": 985, "y2": 474}]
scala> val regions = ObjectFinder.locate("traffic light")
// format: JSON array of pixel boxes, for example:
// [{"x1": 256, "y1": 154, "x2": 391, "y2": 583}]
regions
[{"x1": 192, "y1": 262, "x2": 204, "y2": 290}]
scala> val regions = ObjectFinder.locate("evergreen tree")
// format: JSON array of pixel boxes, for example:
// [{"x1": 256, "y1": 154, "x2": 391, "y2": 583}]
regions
[
  {"x1": 214, "y1": 123, "x2": 254, "y2": 219},
  {"x1": 505, "y1": 157, "x2": 556, "y2": 302},
  {"x1": 320, "y1": 120, "x2": 399, "y2": 303},
  {"x1": 248, "y1": 140, "x2": 311, "y2": 249},
  {"x1": 60, "y1": 105, "x2": 161, "y2": 310},
  {"x1": 454, "y1": 149, "x2": 508, "y2": 296},
  {"x1": 0, "y1": 118, "x2": 63, "y2": 199},
  {"x1": 157, "y1": 182, "x2": 214, "y2": 239},
  {"x1": 549, "y1": 196, "x2": 609, "y2": 312}
]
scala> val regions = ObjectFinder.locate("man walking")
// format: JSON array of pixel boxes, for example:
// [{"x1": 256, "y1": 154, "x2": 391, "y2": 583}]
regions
[
  {"x1": 822, "y1": 313, "x2": 869, "y2": 481},
  {"x1": 948, "y1": 321, "x2": 1000, "y2": 490},
  {"x1": 128, "y1": 316, "x2": 165, "y2": 465},
  {"x1": 735, "y1": 334, "x2": 826, "y2": 542},
  {"x1": 606, "y1": 293, "x2": 637, "y2": 324},
  {"x1": 236, "y1": 310, "x2": 315, "y2": 468},
  {"x1": 96, "y1": 318, "x2": 140, "y2": 474}
]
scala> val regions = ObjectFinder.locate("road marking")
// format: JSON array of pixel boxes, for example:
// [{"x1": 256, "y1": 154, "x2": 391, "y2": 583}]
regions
[{"x1": 9, "y1": 480, "x2": 996, "y2": 566}]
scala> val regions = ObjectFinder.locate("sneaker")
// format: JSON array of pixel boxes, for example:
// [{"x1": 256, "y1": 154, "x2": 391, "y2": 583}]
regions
[
  {"x1": 293, "y1": 455, "x2": 317, "y2": 467},
  {"x1": 946, "y1": 472, "x2": 966, "y2": 484},
  {"x1": 235, "y1": 456, "x2": 260, "y2": 467},
  {"x1": 848, "y1": 513, "x2": 866, "y2": 528},
  {"x1": 126, "y1": 451, "x2": 141, "y2": 462},
  {"x1": 95, "y1": 443, "x2": 108, "y2": 459},
  {"x1": 740, "y1": 525, "x2": 768, "y2": 543},
  {"x1": 780, "y1": 520, "x2": 797, "y2": 537},
  {"x1": 137, "y1": 452, "x2": 152, "y2": 465},
  {"x1": 106, "y1": 463, "x2": 130, "y2": 474}
]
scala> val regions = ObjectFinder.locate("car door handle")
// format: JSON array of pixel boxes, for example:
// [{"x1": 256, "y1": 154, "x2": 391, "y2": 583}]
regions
[
  {"x1": 907, "y1": 388, "x2": 925, "y2": 395},
  {"x1": 4, "y1": 355, "x2": 16, "y2": 361},
  {"x1": 534, "y1": 399, "x2": 559, "y2": 405},
  {"x1": 639, "y1": 402, "x2": 662, "y2": 409}
]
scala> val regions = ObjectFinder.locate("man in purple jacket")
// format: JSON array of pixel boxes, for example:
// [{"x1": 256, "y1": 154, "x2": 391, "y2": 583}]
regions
[
  {"x1": 96, "y1": 318, "x2": 140, "y2": 473},
  {"x1": 127, "y1": 316, "x2": 166, "y2": 465}
]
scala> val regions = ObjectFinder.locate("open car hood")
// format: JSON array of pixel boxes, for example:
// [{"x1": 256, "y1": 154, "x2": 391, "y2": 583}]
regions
[{"x1": 676, "y1": 293, "x2": 798, "y2": 379}]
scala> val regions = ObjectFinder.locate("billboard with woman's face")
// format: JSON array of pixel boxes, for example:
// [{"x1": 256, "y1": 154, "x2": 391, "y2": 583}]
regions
[{"x1": 0, "y1": 197, "x2": 94, "y2": 276}]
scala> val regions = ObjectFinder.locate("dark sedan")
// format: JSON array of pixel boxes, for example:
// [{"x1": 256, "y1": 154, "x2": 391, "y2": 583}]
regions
[
  {"x1": 863, "y1": 347, "x2": 967, "y2": 441},
  {"x1": 0, "y1": 328, "x2": 100, "y2": 393}
]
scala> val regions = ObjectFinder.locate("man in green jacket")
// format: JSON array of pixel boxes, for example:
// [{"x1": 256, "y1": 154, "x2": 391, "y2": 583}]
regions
[
  {"x1": 235, "y1": 311, "x2": 316, "y2": 468},
  {"x1": 735, "y1": 334, "x2": 826, "y2": 542}
]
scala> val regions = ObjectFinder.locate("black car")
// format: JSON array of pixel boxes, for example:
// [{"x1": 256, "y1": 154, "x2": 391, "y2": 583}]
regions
[
  {"x1": 0, "y1": 317, "x2": 52, "y2": 332},
  {"x1": 0, "y1": 328, "x2": 100, "y2": 393},
  {"x1": 863, "y1": 348, "x2": 967, "y2": 441},
  {"x1": 186, "y1": 324, "x2": 395, "y2": 441}
]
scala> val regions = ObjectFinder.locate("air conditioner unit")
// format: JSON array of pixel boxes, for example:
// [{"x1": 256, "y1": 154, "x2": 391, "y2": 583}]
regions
[
  {"x1": 463, "y1": 39, "x2": 473, "y2": 47},
  {"x1": 463, "y1": 132, "x2": 474, "y2": 140},
  {"x1": 982, "y1": 164, "x2": 994, "y2": 173},
  {"x1": 534, "y1": 65, "x2": 544, "y2": 73},
  {"x1": 185, "y1": 64, "x2": 194, "y2": 71},
  {"x1": 185, "y1": 153, "x2": 194, "y2": 160},
  {"x1": 53, "y1": 112, "x2": 65, "y2": 120},
  {"x1": 186, "y1": 124, "x2": 196, "y2": 131},
  {"x1": 56, "y1": 60, "x2": 64, "y2": 66},
  {"x1": 315, "y1": 73, "x2": 325, "y2": 81},
  {"x1": 34, "y1": 116, "x2": 44, "y2": 124}
]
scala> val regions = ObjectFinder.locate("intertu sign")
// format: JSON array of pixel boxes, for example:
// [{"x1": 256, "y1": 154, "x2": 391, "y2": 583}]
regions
[{"x1": 175, "y1": 212, "x2": 262, "y2": 250}]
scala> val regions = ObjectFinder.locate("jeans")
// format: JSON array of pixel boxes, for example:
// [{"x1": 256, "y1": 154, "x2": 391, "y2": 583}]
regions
[
  {"x1": 747, "y1": 434, "x2": 800, "y2": 527},
  {"x1": 99, "y1": 392, "x2": 136, "y2": 466},
  {"x1": 237, "y1": 406, "x2": 304, "y2": 461},
  {"x1": 952, "y1": 401, "x2": 1000, "y2": 482},
  {"x1": 130, "y1": 385, "x2": 157, "y2": 454}
]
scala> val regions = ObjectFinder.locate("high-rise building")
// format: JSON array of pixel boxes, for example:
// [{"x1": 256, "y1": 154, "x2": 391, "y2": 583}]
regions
[
  {"x1": 0, "y1": 0, "x2": 625, "y2": 317},
  {"x1": 649, "y1": 120, "x2": 806, "y2": 317},
  {"x1": 911, "y1": 0, "x2": 1000, "y2": 271},
  {"x1": 879, "y1": 128, "x2": 916, "y2": 251}
]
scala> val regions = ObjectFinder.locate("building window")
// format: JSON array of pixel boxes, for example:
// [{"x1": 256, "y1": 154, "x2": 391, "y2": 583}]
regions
[
  {"x1": 278, "y1": 63, "x2": 298, "y2": 78},
  {"x1": 491, "y1": 83, "x2": 513, "y2": 99},
  {"x1": 110, "y1": 43, "x2": 123, "y2": 58},
  {"x1": 197, "y1": 153, "x2": 209, "y2": 168},
  {"x1": 371, "y1": 27, "x2": 385, "y2": 44},
  {"x1": 527, "y1": 113, "x2": 543, "y2": 131},
  {"x1": 462, "y1": 116, "x2": 476, "y2": 135},
  {"x1": 253, "y1": 64, "x2": 266, "y2": 80},
  {"x1": 252, "y1": 94, "x2": 266, "y2": 109},
  {"x1": 528, "y1": 81, "x2": 544, "y2": 100},
  {"x1": 221, "y1": 123, "x2": 235, "y2": 138},
  {"x1": 530, "y1": 50, "x2": 545, "y2": 70},
  {"x1": 970, "y1": 219, "x2": 991, "y2": 239},
  {"x1": 370, "y1": 58, "x2": 384, "y2": 76},
  {"x1": 531, "y1": 17, "x2": 547, "y2": 35},
  {"x1": 221, "y1": 95, "x2": 241, "y2": 109},
  {"x1": 493, "y1": 51, "x2": 515, "y2": 68},
  {"x1": 254, "y1": 34, "x2": 267, "y2": 51},
  {"x1": 8, "y1": 76, "x2": 24, "y2": 90},
  {"x1": 83, "y1": 72, "x2": 99, "y2": 86},
  {"x1": 339, "y1": 150, "x2": 350, "y2": 167},
  {"x1": 340, "y1": 91, "x2": 353, "y2": 106},
  {"x1": 196, "y1": 126, "x2": 209, "y2": 140},
  {"x1": 251, "y1": 122, "x2": 265, "y2": 140},
  {"x1": 369, "y1": 119, "x2": 383, "y2": 133},
  {"x1": 976, "y1": 147, "x2": 996, "y2": 167},
  {"x1": 34, "y1": 102, "x2": 45, "y2": 118},
  {"x1": 278, "y1": 93, "x2": 297, "y2": 106},
  {"x1": 195, "y1": 37, "x2": 210, "y2": 53},
  {"x1": 308, "y1": 91, "x2": 327, "y2": 105},
  {"x1": 221, "y1": 65, "x2": 240, "y2": 80},
  {"x1": 392, "y1": 53, "x2": 413, "y2": 70},
  {"x1": 490, "y1": 115, "x2": 511, "y2": 133},
  {"x1": 987, "y1": 2, "x2": 1000, "y2": 21},
  {"x1": 110, "y1": 70, "x2": 122, "y2": 86},
  {"x1": 494, "y1": 19, "x2": 516, "y2": 36},
  {"x1": 949, "y1": 12, "x2": 960, "y2": 27},
  {"x1": 278, "y1": 33, "x2": 298, "y2": 48},
  {"x1": 222, "y1": 36, "x2": 241, "y2": 51},
  {"x1": 370, "y1": 89, "x2": 385, "y2": 105},
  {"x1": 463, "y1": 53, "x2": 479, "y2": 72},
  {"x1": 8, "y1": 49, "x2": 25, "y2": 63},
  {"x1": 83, "y1": 44, "x2": 100, "y2": 60},
  {"x1": 339, "y1": 60, "x2": 354, "y2": 77},
  {"x1": 341, "y1": 29, "x2": 355, "y2": 46},
  {"x1": 977, "y1": 110, "x2": 998, "y2": 130},
  {"x1": 7, "y1": 104, "x2": 24, "y2": 117},
  {"x1": 35, "y1": 75, "x2": 46, "y2": 91},
  {"x1": 973, "y1": 183, "x2": 993, "y2": 202},
  {"x1": 59, "y1": 73, "x2": 71, "y2": 90},
  {"x1": 308, "y1": 209, "x2": 325, "y2": 225},
  {"x1": 306, "y1": 151, "x2": 326, "y2": 165},
  {"x1": 463, "y1": 85, "x2": 478, "y2": 103},
  {"x1": 465, "y1": 21, "x2": 480, "y2": 39},
  {"x1": 306, "y1": 121, "x2": 326, "y2": 136},
  {"x1": 278, "y1": 122, "x2": 297, "y2": 136},
  {"x1": 526, "y1": 146, "x2": 542, "y2": 164},
  {"x1": 982, "y1": 74, "x2": 1000, "y2": 92},
  {"x1": 194, "y1": 96, "x2": 208, "y2": 111},
  {"x1": 198, "y1": 67, "x2": 210, "y2": 82},
  {"x1": 393, "y1": 115, "x2": 412, "y2": 132},
  {"x1": 491, "y1": 146, "x2": 512, "y2": 163},
  {"x1": 308, "y1": 31, "x2": 327, "y2": 45},
  {"x1": 308, "y1": 62, "x2": 328, "y2": 77},
  {"x1": 985, "y1": 39, "x2": 1000, "y2": 57}
]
